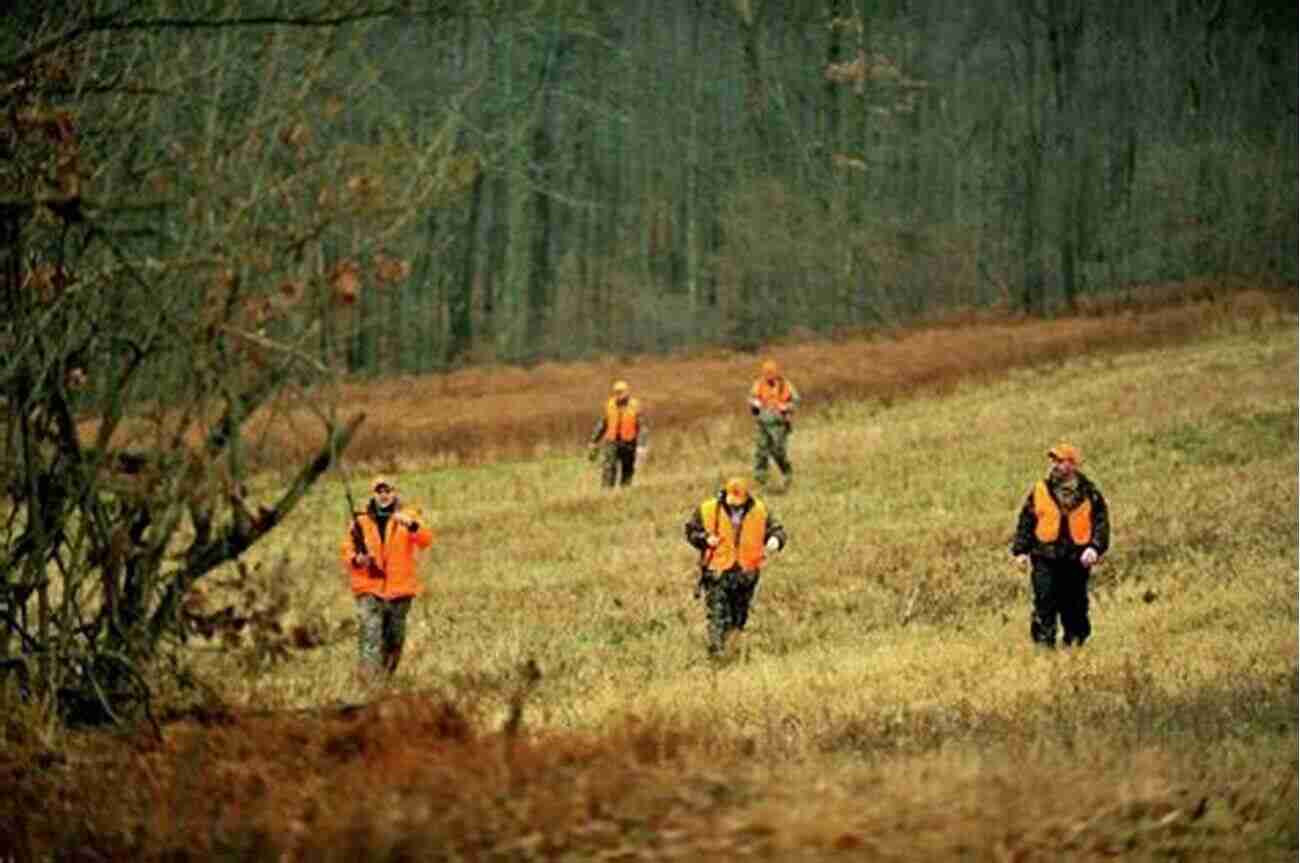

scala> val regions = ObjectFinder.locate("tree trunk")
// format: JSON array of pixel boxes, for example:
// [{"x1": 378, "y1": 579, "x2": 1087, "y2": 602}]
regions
[
  {"x1": 449, "y1": 163, "x2": 483, "y2": 364},
  {"x1": 1017, "y1": 0, "x2": 1046, "y2": 314}
]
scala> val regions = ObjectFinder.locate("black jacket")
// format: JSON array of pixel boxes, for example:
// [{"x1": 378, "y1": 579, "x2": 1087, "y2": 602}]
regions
[{"x1": 1010, "y1": 472, "x2": 1110, "y2": 560}]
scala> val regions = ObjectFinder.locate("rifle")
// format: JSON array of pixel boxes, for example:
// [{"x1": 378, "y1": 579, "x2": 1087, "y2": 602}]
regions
[
  {"x1": 324, "y1": 412, "x2": 384, "y2": 583},
  {"x1": 344, "y1": 482, "x2": 384, "y2": 582},
  {"x1": 331, "y1": 418, "x2": 385, "y2": 583}
]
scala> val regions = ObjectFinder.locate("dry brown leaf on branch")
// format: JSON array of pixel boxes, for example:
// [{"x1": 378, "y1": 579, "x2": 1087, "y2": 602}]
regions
[
  {"x1": 18, "y1": 108, "x2": 76, "y2": 144},
  {"x1": 278, "y1": 121, "x2": 311, "y2": 158},
  {"x1": 241, "y1": 296, "x2": 274, "y2": 326},
  {"x1": 55, "y1": 151, "x2": 81, "y2": 198},
  {"x1": 373, "y1": 252, "x2": 412, "y2": 285},
  {"x1": 24, "y1": 262, "x2": 68, "y2": 302},
  {"x1": 329, "y1": 258, "x2": 362, "y2": 306},
  {"x1": 249, "y1": 251, "x2": 274, "y2": 274},
  {"x1": 345, "y1": 174, "x2": 381, "y2": 201},
  {"x1": 215, "y1": 267, "x2": 239, "y2": 296},
  {"x1": 277, "y1": 279, "x2": 307, "y2": 305}
]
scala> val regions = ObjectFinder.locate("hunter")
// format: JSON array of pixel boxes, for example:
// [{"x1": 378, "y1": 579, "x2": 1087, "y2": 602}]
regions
[
  {"x1": 1011, "y1": 443, "x2": 1111, "y2": 648},
  {"x1": 749, "y1": 359, "x2": 800, "y2": 491},
  {"x1": 340, "y1": 475, "x2": 434, "y2": 680},
  {"x1": 588, "y1": 379, "x2": 648, "y2": 488},
  {"x1": 684, "y1": 476, "x2": 787, "y2": 657}
]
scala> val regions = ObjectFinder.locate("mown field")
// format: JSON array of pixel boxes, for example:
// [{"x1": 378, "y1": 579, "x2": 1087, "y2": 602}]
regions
[{"x1": 3, "y1": 290, "x2": 1297, "y2": 861}]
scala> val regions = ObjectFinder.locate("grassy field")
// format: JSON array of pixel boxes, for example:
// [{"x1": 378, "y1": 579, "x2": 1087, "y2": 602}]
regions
[{"x1": 3, "y1": 295, "x2": 1297, "y2": 861}]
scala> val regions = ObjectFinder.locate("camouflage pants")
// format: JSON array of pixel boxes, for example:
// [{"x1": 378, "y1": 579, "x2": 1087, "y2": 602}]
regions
[
  {"x1": 356, "y1": 594, "x2": 413, "y2": 673},
  {"x1": 1029, "y1": 557, "x2": 1091, "y2": 647},
  {"x1": 601, "y1": 441, "x2": 638, "y2": 487},
  {"x1": 753, "y1": 419, "x2": 792, "y2": 485},
  {"x1": 701, "y1": 568, "x2": 760, "y2": 655}
]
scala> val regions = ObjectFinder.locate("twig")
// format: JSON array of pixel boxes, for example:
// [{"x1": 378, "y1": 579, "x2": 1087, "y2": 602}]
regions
[{"x1": 899, "y1": 580, "x2": 923, "y2": 627}]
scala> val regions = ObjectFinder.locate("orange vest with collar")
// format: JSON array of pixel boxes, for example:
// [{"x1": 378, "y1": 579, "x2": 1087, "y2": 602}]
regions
[
  {"x1": 603, "y1": 397, "x2": 641, "y2": 442},
  {"x1": 1032, "y1": 480, "x2": 1093, "y2": 545},
  {"x1": 751, "y1": 377, "x2": 793, "y2": 412},
  {"x1": 699, "y1": 497, "x2": 768, "y2": 573}
]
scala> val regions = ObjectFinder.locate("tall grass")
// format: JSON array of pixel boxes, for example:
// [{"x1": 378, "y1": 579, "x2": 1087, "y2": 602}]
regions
[
  {"x1": 3, "y1": 303, "x2": 1296, "y2": 861},
  {"x1": 237, "y1": 280, "x2": 1292, "y2": 469}
]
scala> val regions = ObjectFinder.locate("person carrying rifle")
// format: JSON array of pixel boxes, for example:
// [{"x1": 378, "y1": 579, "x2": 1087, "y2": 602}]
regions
[
  {"x1": 587, "y1": 379, "x2": 648, "y2": 488},
  {"x1": 1010, "y1": 443, "x2": 1110, "y2": 649},
  {"x1": 340, "y1": 475, "x2": 434, "y2": 681},
  {"x1": 684, "y1": 476, "x2": 786, "y2": 658},
  {"x1": 749, "y1": 359, "x2": 800, "y2": 491}
]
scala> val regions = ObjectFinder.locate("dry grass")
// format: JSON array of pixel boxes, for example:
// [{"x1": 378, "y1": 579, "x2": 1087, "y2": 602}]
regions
[
  {"x1": 3, "y1": 286, "x2": 1296, "y2": 861},
  {"x1": 245, "y1": 277, "x2": 1293, "y2": 470}
]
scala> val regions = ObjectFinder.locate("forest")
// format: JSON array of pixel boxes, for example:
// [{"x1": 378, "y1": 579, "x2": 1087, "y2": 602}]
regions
[{"x1": 4, "y1": 1, "x2": 1295, "y2": 374}]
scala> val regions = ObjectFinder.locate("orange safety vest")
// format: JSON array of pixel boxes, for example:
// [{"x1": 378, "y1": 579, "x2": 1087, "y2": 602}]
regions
[
  {"x1": 751, "y1": 377, "x2": 794, "y2": 412},
  {"x1": 340, "y1": 508, "x2": 434, "y2": 599},
  {"x1": 1032, "y1": 480, "x2": 1093, "y2": 545},
  {"x1": 699, "y1": 497, "x2": 769, "y2": 573},
  {"x1": 603, "y1": 397, "x2": 641, "y2": 443}
]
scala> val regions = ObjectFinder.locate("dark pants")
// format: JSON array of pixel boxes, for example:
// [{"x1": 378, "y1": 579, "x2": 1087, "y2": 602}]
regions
[
  {"x1": 600, "y1": 441, "x2": 638, "y2": 487},
  {"x1": 701, "y1": 568, "x2": 760, "y2": 655},
  {"x1": 1030, "y1": 556, "x2": 1091, "y2": 647}
]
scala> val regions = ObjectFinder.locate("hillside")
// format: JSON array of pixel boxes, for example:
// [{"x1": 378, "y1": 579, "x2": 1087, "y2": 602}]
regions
[
  {"x1": 250, "y1": 282, "x2": 1292, "y2": 468},
  {"x1": 4, "y1": 308, "x2": 1297, "y2": 861}
]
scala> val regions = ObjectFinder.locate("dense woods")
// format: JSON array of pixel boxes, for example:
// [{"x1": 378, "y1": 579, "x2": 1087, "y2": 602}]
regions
[
  {"x1": 358, "y1": 0, "x2": 1297, "y2": 367},
  {"x1": 7, "y1": 2, "x2": 1297, "y2": 371}
]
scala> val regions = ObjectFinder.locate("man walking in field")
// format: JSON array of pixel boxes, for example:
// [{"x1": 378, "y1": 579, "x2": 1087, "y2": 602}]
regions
[
  {"x1": 1011, "y1": 443, "x2": 1110, "y2": 648},
  {"x1": 341, "y1": 475, "x2": 434, "y2": 681},
  {"x1": 588, "y1": 379, "x2": 648, "y2": 488},
  {"x1": 684, "y1": 476, "x2": 787, "y2": 657},
  {"x1": 749, "y1": 359, "x2": 800, "y2": 491}
]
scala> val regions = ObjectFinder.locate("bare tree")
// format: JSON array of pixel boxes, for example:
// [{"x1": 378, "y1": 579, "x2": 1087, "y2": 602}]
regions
[{"x1": 0, "y1": 2, "x2": 472, "y2": 724}]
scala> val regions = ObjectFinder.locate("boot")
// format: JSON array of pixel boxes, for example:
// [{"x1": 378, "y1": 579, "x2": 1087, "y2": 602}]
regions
[{"x1": 382, "y1": 646, "x2": 404, "y2": 675}]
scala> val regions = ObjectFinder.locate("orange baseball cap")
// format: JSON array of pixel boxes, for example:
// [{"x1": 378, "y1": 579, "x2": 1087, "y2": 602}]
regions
[
  {"x1": 724, "y1": 476, "x2": 750, "y2": 505},
  {"x1": 760, "y1": 359, "x2": 779, "y2": 377},
  {"x1": 1047, "y1": 443, "x2": 1082, "y2": 464}
]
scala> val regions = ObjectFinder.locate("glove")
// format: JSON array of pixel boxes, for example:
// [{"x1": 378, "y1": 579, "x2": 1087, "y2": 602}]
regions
[
  {"x1": 352, "y1": 553, "x2": 371, "y2": 568},
  {"x1": 586, "y1": 443, "x2": 600, "y2": 462},
  {"x1": 705, "y1": 535, "x2": 720, "y2": 548},
  {"x1": 636, "y1": 445, "x2": 648, "y2": 462},
  {"x1": 1080, "y1": 547, "x2": 1099, "y2": 568},
  {"x1": 1012, "y1": 553, "x2": 1030, "y2": 571},
  {"x1": 765, "y1": 536, "x2": 781, "y2": 553}
]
